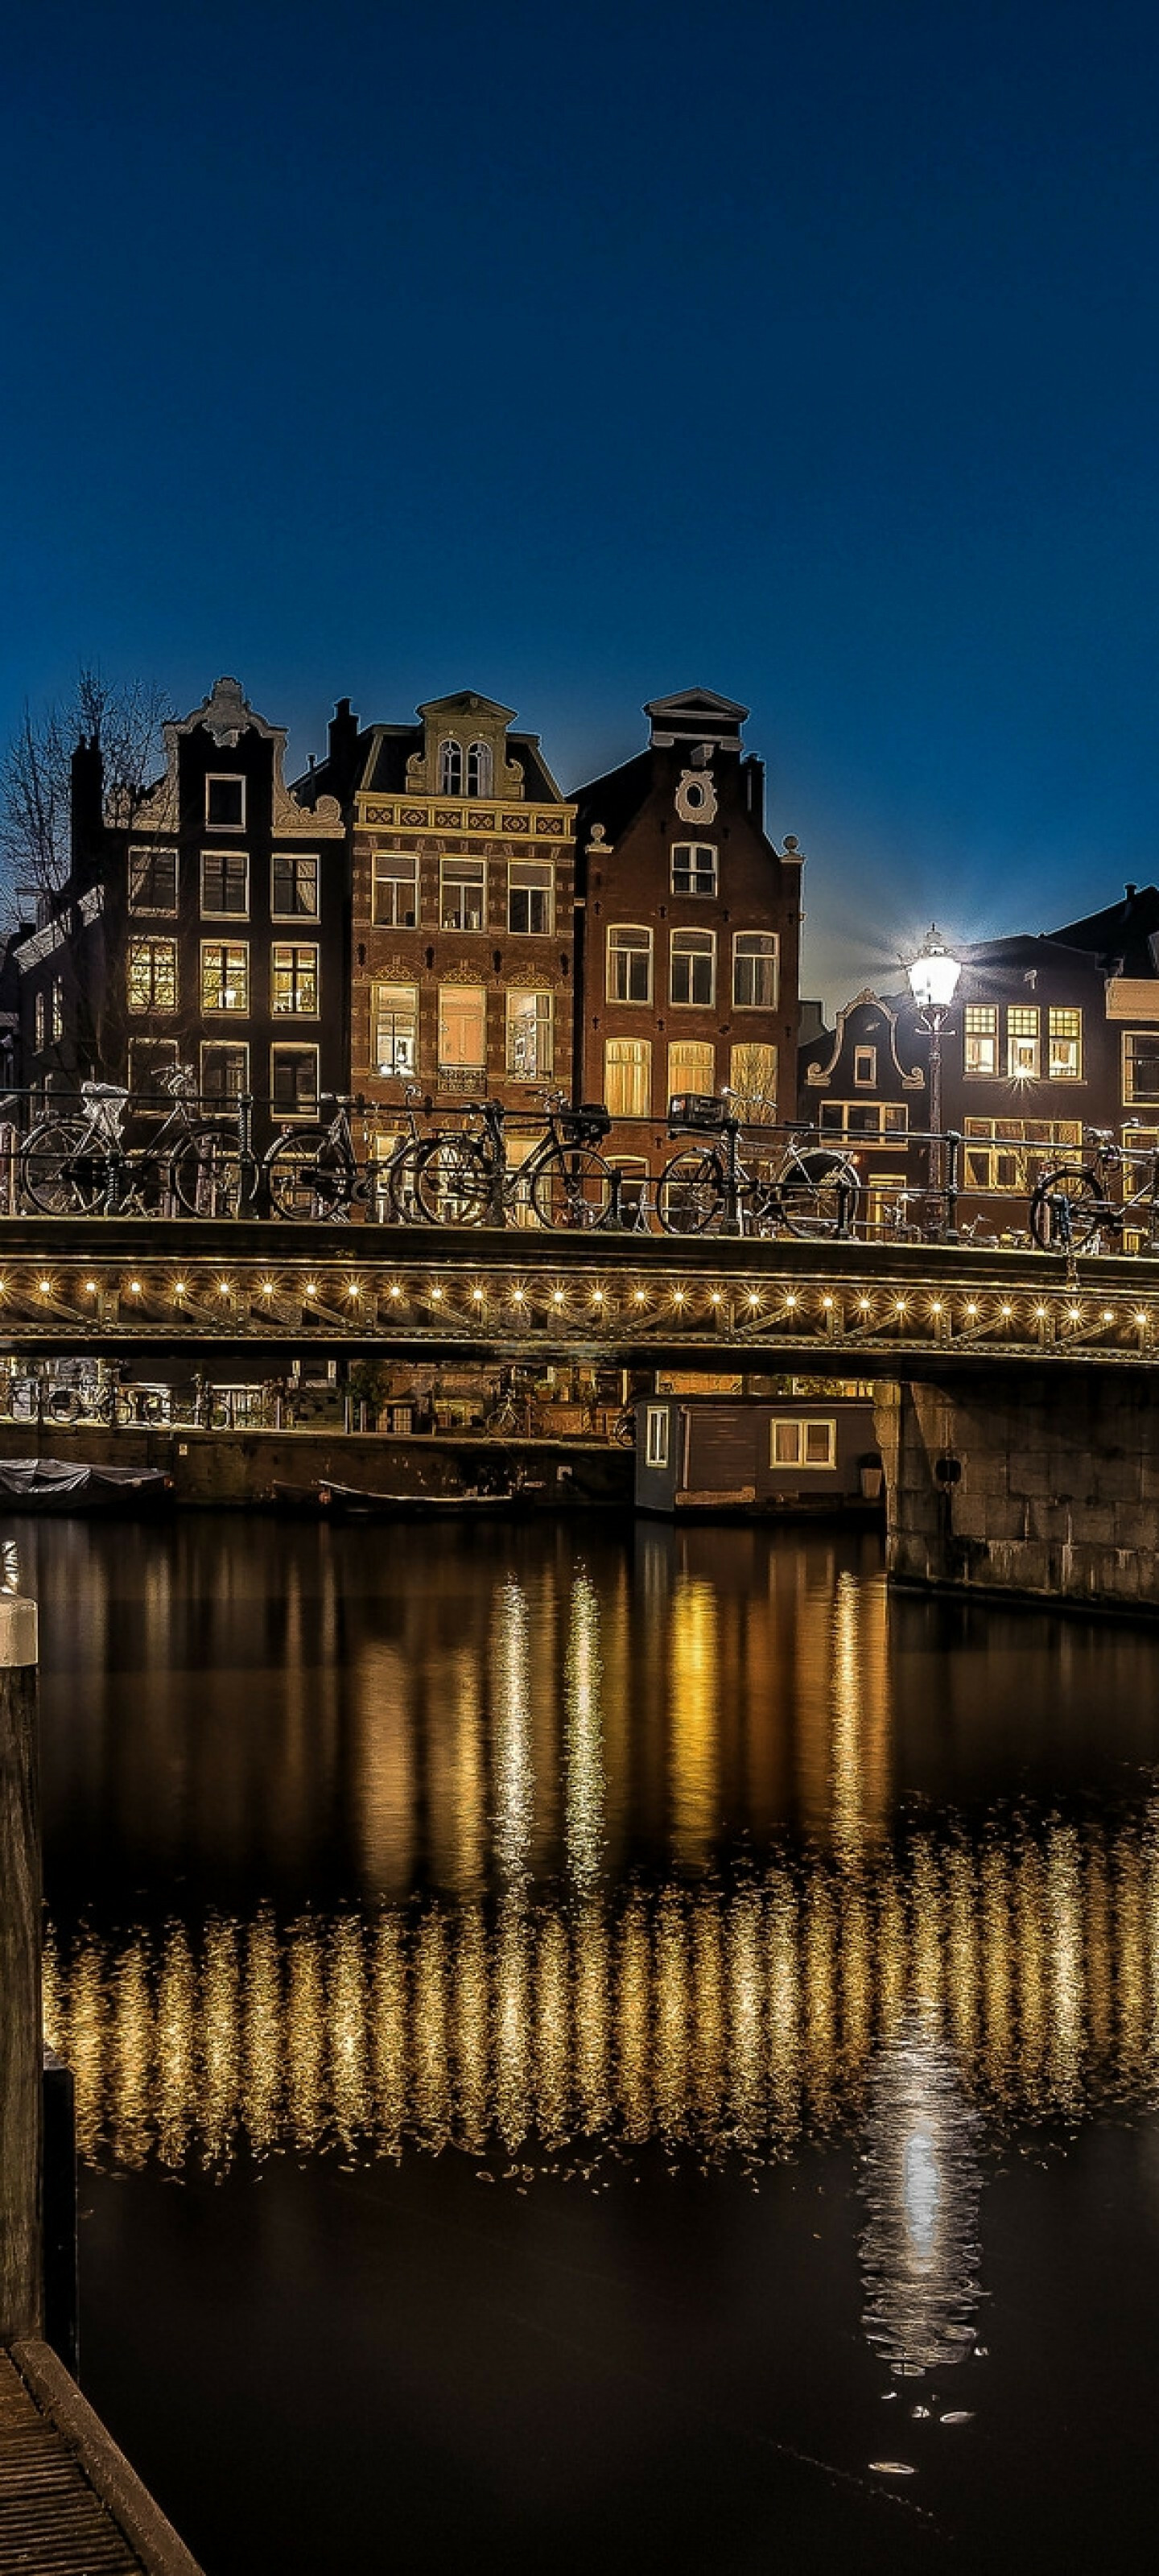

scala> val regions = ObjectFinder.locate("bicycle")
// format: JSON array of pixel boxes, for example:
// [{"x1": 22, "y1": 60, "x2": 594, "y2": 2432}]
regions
[
  {"x1": 411, "y1": 1092, "x2": 615, "y2": 1229},
  {"x1": 263, "y1": 1085, "x2": 432, "y2": 1222},
  {"x1": 19, "y1": 1067, "x2": 254, "y2": 1217},
  {"x1": 655, "y1": 1094, "x2": 860, "y2": 1237},
  {"x1": 1028, "y1": 1126, "x2": 1159, "y2": 1253}
]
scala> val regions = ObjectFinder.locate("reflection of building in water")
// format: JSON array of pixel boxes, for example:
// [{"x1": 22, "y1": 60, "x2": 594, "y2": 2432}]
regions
[
  {"x1": 493, "y1": 1579, "x2": 534, "y2": 1886},
  {"x1": 564, "y1": 1573, "x2": 605, "y2": 1892},
  {"x1": 43, "y1": 1812, "x2": 1159, "y2": 2178},
  {"x1": 859, "y1": 2015, "x2": 983, "y2": 2370},
  {"x1": 669, "y1": 1578, "x2": 720, "y2": 1865}
]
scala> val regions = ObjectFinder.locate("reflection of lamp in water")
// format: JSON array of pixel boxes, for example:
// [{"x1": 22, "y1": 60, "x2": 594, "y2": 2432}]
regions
[
  {"x1": 493, "y1": 1579, "x2": 534, "y2": 1886},
  {"x1": 564, "y1": 1572, "x2": 605, "y2": 1893},
  {"x1": 669, "y1": 1577, "x2": 719, "y2": 1867},
  {"x1": 859, "y1": 2013, "x2": 983, "y2": 2372}
]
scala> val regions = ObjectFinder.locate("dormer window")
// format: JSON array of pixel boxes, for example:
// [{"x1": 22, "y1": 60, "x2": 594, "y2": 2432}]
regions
[
  {"x1": 205, "y1": 774, "x2": 245, "y2": 830},
  {"x1": 438, "y1": 739, "x2": 463, "y2": 795},
  {"x1": 466, "y1": 740, "x2": 493, "y2": 796}
]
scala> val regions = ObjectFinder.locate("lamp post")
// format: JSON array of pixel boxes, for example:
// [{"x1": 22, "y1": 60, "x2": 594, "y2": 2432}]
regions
[{"x1": 907, "y1": 927, "x2": 961, "y2": 1203}]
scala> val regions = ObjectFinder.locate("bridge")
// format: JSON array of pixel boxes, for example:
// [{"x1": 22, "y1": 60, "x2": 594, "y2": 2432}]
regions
[{"x1": 0, "y1": 1216, "x2": 1157, "y2": 1615}]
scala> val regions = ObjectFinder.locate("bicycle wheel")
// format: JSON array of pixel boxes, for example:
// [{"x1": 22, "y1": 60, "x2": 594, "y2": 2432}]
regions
[
  {"x1": 264, "y1": 1129, "x2": 351, "y2": 1221},
  {"x1": 655, "y1": 1149, "x2": 722, "y2": 1235},
  {"x1": 530, "y1": 1147, "x2": 613, "y2": 1229},
  {"x1": 19, "y1": 1119, "x2": 105, "y2": 1214},
  {"x1": 413, "y1": 1135, "x2": 493, "y2": 1225},
  {"x1": 382, "y1": 1139, "x2": 427, "y2": 1224},
  {"x1": 171, "y1": 1125, "x2": 258, "y2": 1218},
  {"x1": 779, "y1": 1150, "x2": 860, "y2": 1239},
  {"x1": 1029, "y1": 1166, "x2": 1101, "y2": 1251}
]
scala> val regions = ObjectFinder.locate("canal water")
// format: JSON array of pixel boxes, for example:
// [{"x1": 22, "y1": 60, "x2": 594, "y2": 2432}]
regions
[{"x1": 16, "y1": 1510, "x2": 1159, "y2": 2574}]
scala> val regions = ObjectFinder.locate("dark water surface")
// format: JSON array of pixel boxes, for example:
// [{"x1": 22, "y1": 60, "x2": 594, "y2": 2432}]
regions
[{"x1": 18, "y1": 1511, "x2": 1159, "y2": 2574}]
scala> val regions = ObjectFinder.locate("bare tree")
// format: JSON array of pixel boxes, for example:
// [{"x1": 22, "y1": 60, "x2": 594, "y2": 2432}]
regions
[{"x1": 0, "y1": 667, "x2": 171, "y2": 918}]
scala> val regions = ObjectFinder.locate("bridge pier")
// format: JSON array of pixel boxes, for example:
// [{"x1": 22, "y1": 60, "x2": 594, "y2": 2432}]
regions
[{"x1": 876, "y1": 1368, "x2": 1159, "y2": 1613}]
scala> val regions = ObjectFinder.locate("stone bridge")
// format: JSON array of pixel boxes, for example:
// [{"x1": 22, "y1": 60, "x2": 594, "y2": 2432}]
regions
[{"x1": 1, "y1": 1216, "x2": 1157, "y2": 1615}]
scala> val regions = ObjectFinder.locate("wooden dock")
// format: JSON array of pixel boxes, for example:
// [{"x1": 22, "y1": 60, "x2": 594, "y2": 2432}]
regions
[{"x1": 0, "y1": 2339, "x2": 204, "y2": 2574}]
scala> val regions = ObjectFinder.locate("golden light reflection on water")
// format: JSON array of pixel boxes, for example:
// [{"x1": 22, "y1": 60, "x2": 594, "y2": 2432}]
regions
[{"x1": 45, "y1": 1810, "x2": 1159, "y2": 2181}]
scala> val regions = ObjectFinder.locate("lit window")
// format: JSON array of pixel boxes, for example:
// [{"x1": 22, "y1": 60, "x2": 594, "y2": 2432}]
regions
[
  {"x1": 508, "y1": 858, "x2": 554, "y2": 935},
  {"x1": 853, "y1": 1044, "x2": 876, "y2": 1088},
  {"x1": 506, "y1": 989, "x2": 554, "y2": 1079},
  {"x1": 271, "y1": 944, "x2": 318, "y2": 1015},
  {"x1": 465, "y1": 741, "x2": 493, "y2": 795},
  {"x1": 770, "y1": 1418, "x2": 835, "y2": 1468},
  {"x1": 607, "y1": 925, "x2": 652, "y2": 1003},
  {"x1": 272, "y1": 852, "x2": 319, "y2": 919},
  {"x1": 201, "y1": 849, "x2": 249, "y2": 914},
  {"x1": 671, "y1": 842, "x2": 717, "y2": 896},
  {"x1": 127, "y1": 937, "x2": 178, "y2": 1013},
  {"x1": 200, "y1": 1042, "x2": 249, "y2": 1103},
  {"x1": 667, "y1": 1038, "x2": 715, "y2": 1099},
  {"x1": 1049, "y1": 1006, "x2": 1082, "y2": 1080},
  {"x1": 440, "y1": 854, "x2": 485, "y2": 931},
  {"x1": 51, "y1": 979, "x2": 63, "y2": 1042},
  {"x1": 730, "y1": 1042, "x2": 778, "y2": 1118},
  {"x1": 270, "y1": 1045, "x2": 320, "y2": 1115},
  {"x1": 438, "y1": 985, "x2": 486, "y2": 1070},
  {"x1": 372, "y1": 849, "x2": 418, "y2": 927},
  {"x1": 964, "y1": 1003, "x2": 998, "y2": 1075},
  {"x1": 1007, "y1": 1005, "x2": 1040, "y2": 1079},
  {"x1": 670, "y1": 927, "x2": 716, "y2": 1006},
  {"x1": 373, "y1": 982, "x2": 419, "y2": 1076},
  {"x1": 438, "y1": 740, "x2": 463, "y2": 795},
  {"x1": 201, "y1": 942, "x2": 250, "y2": 1013},
  {"x1": 33, "y1": 991, "x2": 46, "y2": 1051},
  {"x1": 128, "y1": 848, "x2": 177, "y2": 914},
  {"x1": 604, "y1": 1037, "x2": 651, "y2": 1118},
  {"x1": 205, "y1": 775, "x2": 245, "y2": 829},
  {"x1": 645, "y1": 1405, "x2": 670, "y2": 1468},
  {"x1": 1123, "y1": 1032, "x2": 1159, "y2": 1105},
  {"x1": 732, "y1": 931, "x2": 777, "y2": 1009}
]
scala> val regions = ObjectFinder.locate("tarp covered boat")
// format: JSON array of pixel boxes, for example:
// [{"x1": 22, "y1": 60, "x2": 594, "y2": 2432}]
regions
[{"x1": 0, "y1": 1459, "x2": 174, "y2": 1513}]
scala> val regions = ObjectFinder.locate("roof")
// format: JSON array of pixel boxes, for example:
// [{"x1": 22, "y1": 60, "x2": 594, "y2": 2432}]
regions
[{"x1": 1046, "y1": 884, "x2": 1159, "y2": 976}]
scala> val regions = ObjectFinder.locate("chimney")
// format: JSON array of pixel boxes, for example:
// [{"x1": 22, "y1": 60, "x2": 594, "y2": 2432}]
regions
[
  {"x1": 742, "y1": 753, "x2": 765, "y2": 829},
  {"x1": 327, "y1": 696, "x2": 361, "y2": 803},
  {"x1": 70, "y1": 734, "x2": 104, "y2": 862}
]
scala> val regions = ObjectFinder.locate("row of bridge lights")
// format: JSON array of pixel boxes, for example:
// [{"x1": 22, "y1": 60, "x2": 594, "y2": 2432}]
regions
[{"x1": 0, "y1": 1274, "x2": 1153, "y2": 1333}]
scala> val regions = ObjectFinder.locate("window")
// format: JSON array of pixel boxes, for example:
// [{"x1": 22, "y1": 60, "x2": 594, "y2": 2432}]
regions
[
  {"x1": 607, "y1": 925, "x2": 652, "y2": 1003},
  {"x1": 962, "y1": 1116, "x2": 1082, "y2": 1191},
  {"x1": 645, "y1": 1405, "x2": 670, "y2": 1468},
  {"x1": 668, "y1": 1038, "x2": 715, "y2": 1099},
  {"x1": 770, "y1": 1418, "x2": 836, "y2": 1469},
  {"x1": 373, "y1": 982, "x2": 419, "y2": 1077},
  {"x1": 670, "y1": 927, "x2": 716, "y2": 1006},
  {"x1": 466, "y1": 741, "x2": 493, "y2": 795},
  {"x1": 128, "y1": 847, "x2": 177, "y2": 914},
  {"x1": 1007, "y1": 1004, "x2": 1040, "y2": 1079},
  {"x1": 438, "y1": 740, "x2": 463, "y2": 795},
  {"x1": 372, "y1": 848, "x2": 418, "y2": 928},
  {"x1": 506, "y1": 989, "x2": 554, "y2": 1079},
  {"x1": 818, "y1": 1101, "x2": 908, "y2": 1141},
  {"x1": 1049, "y1": 1006, "x2": 1083, "y2": 1080},
  {"x1": 439, "y1": 985, "x2": 486, "y2": 1070},
  {"x1": 1123, "y1": 1033, "x2": 1159, "y2": 1104},
  {"x1": 205, "y1": 775, "x2": 245, "y2": 829},
  {"x1": 730, "y1": 1042, "x2": 778, "y2": 1118},
  {"x1": 272, "y1": 852, "x2": 319, "y2": 919},
  {"x1": 508, "y1": 858, "x2": 554, "y2": 934},
  {"x1": 732, "y1": 931, "x2": 778, "y2": 1009},
  {"x1": 33, "y1": 991, "x2": 45, "y2": 1051},
  {"x1": 964, "y1": 1003, "x2": 998, "y2": 1075},
  {"x1": 51, "y1": 979, "x2": 63, "y2": 1042},
  {"x1": 440, "y1": 854, "x2": 485, "y2": 931},
  {"x1": 671, "y1": 842, "x2": 717, "y2": 896},
  {"x1": 127, "y1": 937, "x2": 177, "y2": 1012},
  {"x1": 271, "y1": 943, "x2": 319, "y2": 1015},
  {"x1": 201, "y1": 849, "x2": 249, "y2": 915},
  {"x1": 853, "y1": 1044, "x2": 876, "y2": 1088},
  {"x1": 271, "y1": 1045, "x2": 320, "y2": 1116},
  {"x1": 200, "y1": 1042, "x2": 250, "y2": 1103},
  {"x1": 604, "y1": 1037, "x2": 651, "y2": 1117},
  {"x1": 201, "y1": 942, "x2": 249, "y2": 1013},
  {"x1": 128, "y1": 1038, "x2": 179, "y2": 1094}
]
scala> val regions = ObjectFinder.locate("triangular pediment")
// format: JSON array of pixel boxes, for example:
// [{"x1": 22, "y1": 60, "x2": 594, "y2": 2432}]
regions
[
  {"x1": 645, "y1": 686, "x2": 750, "y2": 724},
  {"x1": 417, "y1": 691, "x2": 517, "y2": 726}
]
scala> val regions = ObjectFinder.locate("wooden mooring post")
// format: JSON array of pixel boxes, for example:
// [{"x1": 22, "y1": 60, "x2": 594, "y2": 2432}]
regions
[{"x1": 0, "y1": 1589, "x2": 41, "y2": 2345}]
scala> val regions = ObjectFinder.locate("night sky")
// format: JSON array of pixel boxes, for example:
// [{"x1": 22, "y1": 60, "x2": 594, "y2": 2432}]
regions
[{"x1": 3, "y1": 0, "x2": 1157, "y2": 1001}]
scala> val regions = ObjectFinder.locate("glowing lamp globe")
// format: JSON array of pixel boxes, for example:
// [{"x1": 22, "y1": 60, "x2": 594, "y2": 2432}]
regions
[{"x1": 908, "y1": 927, "x2": 961, "y2": 1013}]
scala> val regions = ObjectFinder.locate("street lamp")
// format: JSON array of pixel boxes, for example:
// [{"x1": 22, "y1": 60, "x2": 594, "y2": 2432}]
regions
[{"x1": 907, "y1": 926, "x2": 961, "y2": 1196}]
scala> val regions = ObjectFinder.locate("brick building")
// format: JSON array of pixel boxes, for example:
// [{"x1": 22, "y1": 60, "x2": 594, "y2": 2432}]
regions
[{"x1": 571, "y1": 689, "x2": 802, "y2": 1186}]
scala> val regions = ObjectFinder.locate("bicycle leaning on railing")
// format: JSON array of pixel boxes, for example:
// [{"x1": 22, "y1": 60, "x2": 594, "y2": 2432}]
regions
[
  {"x1": 410, "y1": 1090, "x2": 616, "y2": 1229},
  {"x1": 1028, "y1": 1125, "x2": 1159, "y2": 1253},
  {"x1": 263, "y1": 1084, "x2": 431, "y2": 1222},
  {"x1": 655, "y1": 1092, "x2": 860, "y2": 1237},
  {"x1": 19, "y1": 1066, "x2": 253, "y2": 1217}
]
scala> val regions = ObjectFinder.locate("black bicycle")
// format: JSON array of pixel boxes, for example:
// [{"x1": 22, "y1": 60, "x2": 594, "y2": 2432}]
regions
[
  {"x1": 411, "y1": 1093, "x2": 615, "y2": 1229},
  {"x1": 1029, "y1": 1127, "x2": 1159, "y2": 1253},
  {"x1": 656, "y1": 1094, "x2": 860, "y2": 1237}
]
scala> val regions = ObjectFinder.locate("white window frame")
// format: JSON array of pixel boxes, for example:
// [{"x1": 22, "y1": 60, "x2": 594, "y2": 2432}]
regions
[
  {"x1": 440, "y1": 853, "x2": 486, "y2": 932},
  {"x1": 1048, "y1": 1006, "x2": 1083, "y2": 1081},
  {"x1": 438, "y1": 739, "x2": 464, "y2": 795},
  {"x1": 670, "y1": 927, "x2": 716, "y2": 1008},
  {"x1": 1007, "y1": 1005, "x2": 1040, "y2": 1080},
  {"x1": 853, "y1": 1044, "x2": 876, "y2": 1088},
  {"x1": 372, "y1": 848, "x2": 419, "y2": 929},
  {"x1": 204, "y1": 773, "x2": 246, "y2": 831},
  {"x1": 373, "y1": 982, "x2": 419, "y2": 1079},
  {"x1": 671, "y1": 841, "x2": 718, "y2": 897},
  {"x1": 508, "y1": 857, "x2": 554, "y2": 935},
  {"x1": 199, "y1": 1040, "x2": 250, "y2": 1104},
  {"x1": 963, "y1": 1004, "x2": 998, "y2": 1076},
  {"x1": 271, "y1": 851, "x2": 320, "y2": 922},
  {"x1": 270, "y1": 1042, "x2": 320, "y2": 1119},
  {"x1": 645, "y1": 1404, "x2": 670, "y2": 1468},
  {"x1": 200, "y1": 848, "x2": 250, "y2": 918},
  {"x1": 465, "y1": 741, "x2": 493, "y2": 795},
  {"x1": 505, "y1": 988, "x2": 554, "y2": 1080},
  {"x1": 1123, "y1": 1031, "x2": 1159, "y2": 1106},
  {"x1": 607, "y1": 924, "x2": 653, "y2": 1005},
  {"x1": 732, "y1": 931, "x2": 778, "y2": 1010},
  {"x1": 271, "y1": 943, "x2": 320, "y2": 1018},
  {"x1": 200, "y1": 939, "x2": 250, "y2": 1015},
  {"x1": 604, "y1": 1037, "x2": 652, "y2": 1119},
  {"x1": 769, "y1": 1417, "x2": 836, "y2": 1470},
  {"x1": 128, "y1": 1037, "x2": 179, "y2": 1095},
  {"x1": 128, "y1": 846, "x2": 178, "y2": 915},
  {"x1": 127, "y1": 936, "x2": 178, "y2": 1014}
]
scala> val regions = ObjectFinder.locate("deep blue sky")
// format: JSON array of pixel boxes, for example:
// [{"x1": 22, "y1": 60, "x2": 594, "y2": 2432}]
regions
[{"x1": 3, "y1": 0, "x2": 1158, "y2": 1000}]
